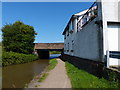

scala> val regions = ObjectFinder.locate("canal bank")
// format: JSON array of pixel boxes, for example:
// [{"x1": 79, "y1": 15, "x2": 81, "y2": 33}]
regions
[
  {"x1": 27, "y1": 58, "x2": 71, "y2": 88},
  {"x1": 2, "y1": 54, "x2": 60, "y2": 88}
]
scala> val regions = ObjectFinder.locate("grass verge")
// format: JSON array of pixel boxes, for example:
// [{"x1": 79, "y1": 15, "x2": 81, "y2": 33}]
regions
[
  {"x1": 38, "y1": 59, "x2": 58, "y2": 82},
  {"x1": 65, "y1": 62, "x2": 119, "y2": 88},
  {"x1": 47, "y1": 59, "x2": 58, "y2": 71},
  {"x1": 38, "y1": 73, "x2": 49, "y2": 82}
]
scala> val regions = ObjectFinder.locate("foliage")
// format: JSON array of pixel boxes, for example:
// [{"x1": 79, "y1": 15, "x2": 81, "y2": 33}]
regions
[
  {"x1": 50, "y1": 51, "x2": 61, "y2": 54},
  {"x1": 38, "y1": 59, "x2": 58, "y2": 82},
  {"x1": 0, "y1": 42, "x2": 2, "y2": 46},
  {"x1": 0, "y1": 46, "x2": 1, "y2": 67},
  {"x1": 65, "y1": 62, "x2": 119, "y2": 88},
  {"x1": 2, "y1": 21, "x2": 37, "y2": 54},
  {"x1": 108, "y1": 71, "x2": 119, "y2": 88},
  {"x1": 2, "y1": 51, "x2": 38, "y2": 66},
  {"x1": 47, "y1": 59, "x2": 58, "y2": 71},
  {"x1": 38, "y1": 73, "x2": 49, "y2": 82}
]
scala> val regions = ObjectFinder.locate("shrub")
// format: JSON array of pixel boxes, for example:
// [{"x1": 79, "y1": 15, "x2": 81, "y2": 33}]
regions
[
  {"x1": 2, "y1": 51, "x2": 38, "y2": 66},
  {"x1": 2, "y1": 21, "x2": 37, "y2": 54}
]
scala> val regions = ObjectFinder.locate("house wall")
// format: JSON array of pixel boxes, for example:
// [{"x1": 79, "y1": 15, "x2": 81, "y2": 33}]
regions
[
  {"x1": 64, "y1": 17, "x2": 77, "y2": 55},
  {"x1": 101, "y1": 0, "x2": 119, "y2": 54},
  {"x1": 64, "y1": 1, "x2": 103, "y2": 62},
  {"x1": 63, "y1": 0, "x2": 119, "y2": 65},
  {"x1": 64, "y1": 20, "x2": 103, "y2": 61},
  {"x1": 101, "y1": 0, "x2": 119, "y2": 66},
  {"x1": 73, "y1": 18, "x2": 101, "y2": 61}
]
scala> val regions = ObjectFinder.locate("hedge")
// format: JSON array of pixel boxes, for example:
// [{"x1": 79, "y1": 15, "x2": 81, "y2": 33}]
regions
[{"x1": 2, "y1": 51, "x2": 38, "y2": 66}]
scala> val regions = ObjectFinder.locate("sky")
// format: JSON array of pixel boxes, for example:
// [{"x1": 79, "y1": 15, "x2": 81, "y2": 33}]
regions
[{"x1": 2, "y1": 2, "x2": 94, "y2": 43}]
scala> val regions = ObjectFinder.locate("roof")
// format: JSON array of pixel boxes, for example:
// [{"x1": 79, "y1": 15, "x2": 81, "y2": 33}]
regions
[
  {"x1": 62, "y1": 9, "x2": 87, "y2": 35},
  {"x1": 74, "y1": 9, "x2": 88, "y2": 16},
  {"x1": 62, "y1": 1, "x2": 97, "y2": 35},
  {"x1": 34, "y1": 43, "x2": 64, "y2": 50}
]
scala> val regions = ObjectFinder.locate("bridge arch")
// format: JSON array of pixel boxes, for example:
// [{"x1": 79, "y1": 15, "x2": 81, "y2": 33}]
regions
[{"x1": 34, "y1": 43, "x2": 64, "y2": 59}]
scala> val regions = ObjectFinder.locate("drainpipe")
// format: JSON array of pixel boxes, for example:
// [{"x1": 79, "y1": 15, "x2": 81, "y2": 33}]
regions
[
  {"x1": 106, "y1": 50, "x2": 109, "y2": 68},
  {"x1": 106, "y1": 24, "x2": 109, "y2": 68}
]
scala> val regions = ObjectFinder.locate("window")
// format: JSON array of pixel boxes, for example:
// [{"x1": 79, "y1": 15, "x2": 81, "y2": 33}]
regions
[
  {"x1": 69, "y1": 21, "x2": 74, "y2": 34},
  {"x1": 72, "y1": 20, "x2": 74, "y2": 30},
  {"x1": 71, "y1": 40, "x2": 74, "y2": 52},
  {"x1": 69, "y1": 21, "x2": 72, "y2": 30},
  {"x1": 67, "y1": 43, "x2": 69, "y2": 52},
  {"x1": 77, "y1": 2, "x2": 98, "y2": 32},
  {"x1": 67, "y1": 28, "x2": 69, "y2": 36},
  {"x1": 64, "y1": 34, "x2": 66, "y2": 39},
  {"x1": 109, "y1": 51, "x2": 120, "y2": 59}
]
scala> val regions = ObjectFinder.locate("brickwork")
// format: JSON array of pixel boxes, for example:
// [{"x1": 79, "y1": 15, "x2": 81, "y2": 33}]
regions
[{"x1": 34, "y1": 43, "x2": 64, "y2": 50}]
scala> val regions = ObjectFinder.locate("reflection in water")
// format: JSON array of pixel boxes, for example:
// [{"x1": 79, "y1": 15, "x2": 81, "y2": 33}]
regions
[
  {"x1": 49, "y1": 54, "x2": 61, "y2": 59},
  {"x1": 2, "y1": 54, "x2": 61, "y2": 88},
  {"x1": 2, "y1": 59, "x2": 49, "y2": 88}
]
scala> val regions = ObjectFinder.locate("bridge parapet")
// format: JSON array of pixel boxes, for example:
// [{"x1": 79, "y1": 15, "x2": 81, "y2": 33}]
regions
[
  {"x1": 34, "y1": 43, "x2": 64, "y2": 59},
  {"x1": 34, "y1": 43, "x2": 64, "y2": 50}
]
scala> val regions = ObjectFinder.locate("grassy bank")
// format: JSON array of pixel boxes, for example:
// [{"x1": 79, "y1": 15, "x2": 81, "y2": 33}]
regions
[
  {"x1": 47, "y1": 59, "x2": 58, "y2": 71},
  {"x1": 2, "y1": 51, "x2": 38, "y2": 66},
  {"x1": 38, "y1": 59, "x2": 58, "y2": 82},
  {"x1": 65, "y1": 62, "x2": 119, "y2": 88},
  {"x1": 0, "y1": 46, "x2": 2, "y2": 67},
  {"x1": 50, "y1": 51, "x2": 61, "y2": 54}
]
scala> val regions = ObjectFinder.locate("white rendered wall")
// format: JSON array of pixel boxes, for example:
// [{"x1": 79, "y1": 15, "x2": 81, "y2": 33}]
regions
[
  {"x1": 63, "y1": 0, "x2": 119, "y2": 66},
  {"x1": 107, "y1": 24, "x2": 119, "y2": 66},
  {"x1": 64, "y1": 17, "x2": 102, "y2": 61},
  {"x1": 107, "y1": 25, "x2": 119, "y2": 51},
  {"x1": 101, "y1": 0, "x2": 119, "y2": 66},
  {"x1": 73, "y1": 18, "x2": 101, "y2": 61},
  {"x1": 64, "y1": 18, "x2": 77, "y2": 56},
  {"x1": 64, "y1": 2, "x2": 103, "y2": 61}
]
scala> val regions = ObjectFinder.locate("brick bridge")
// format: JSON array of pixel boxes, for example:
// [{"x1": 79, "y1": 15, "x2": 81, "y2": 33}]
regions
[{"x1": 34, "y1": 43, "x2": 64, "y2": 59}]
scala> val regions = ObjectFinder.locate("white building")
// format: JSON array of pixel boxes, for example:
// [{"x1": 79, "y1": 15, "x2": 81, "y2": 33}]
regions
[{"x1": 62, "y1": 0, "x2": 120, "y2": 68}]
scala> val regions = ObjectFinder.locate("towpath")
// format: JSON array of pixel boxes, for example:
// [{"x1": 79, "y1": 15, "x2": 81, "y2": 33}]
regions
[{"x1": 28, "y1": 58, "x2": 71, "y2": 88}]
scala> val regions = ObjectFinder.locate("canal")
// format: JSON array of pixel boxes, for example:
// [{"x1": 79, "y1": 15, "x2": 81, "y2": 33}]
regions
[{"x1": 2, "y1": 54, "x2": 60, "y2": 88}]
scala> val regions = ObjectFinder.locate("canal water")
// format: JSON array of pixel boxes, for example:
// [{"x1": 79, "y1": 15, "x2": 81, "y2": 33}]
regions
[{"x1": 2, "y1": 54, "x2": 60, "y2": 88}]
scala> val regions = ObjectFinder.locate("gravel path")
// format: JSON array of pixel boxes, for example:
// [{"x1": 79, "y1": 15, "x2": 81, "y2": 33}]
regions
[{"x1": 28, "y1": 58, "x2": 71, "y2": 88}]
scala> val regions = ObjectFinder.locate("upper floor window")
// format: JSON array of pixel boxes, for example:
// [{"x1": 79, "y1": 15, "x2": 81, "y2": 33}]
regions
[
  {"x1": 67, "y1": 43, "x2": 69, "y2": 52},
  {"x1": 67, "y1": 27, "x2": 69, "y2": 36},
  {"x1": 64, "y1": 34, "x2": 66, "y2": 39},
  {"x1": 64, "y1": 44, "x2": 66, "y2": 52},
  {"x1": 72, "y1": 20, "x2": 74, "y2": 30}
]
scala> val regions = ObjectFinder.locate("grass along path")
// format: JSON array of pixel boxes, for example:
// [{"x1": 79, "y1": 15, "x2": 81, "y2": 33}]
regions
[
  {"x1": 65, "y1": 62, "x2": 119, "y2": 88},
  {"x1": 27, "y1": 58, "x2": 58, "y2": 88},
  {"x1": 38, "y1": 58, "x2": 71, "y2": 88},
  {"x1": 28, "y1": 58, "x2": 71, "y2": 88},
  {"x1": 38, "y1": 59, "x2": 58, "y2": 82}
]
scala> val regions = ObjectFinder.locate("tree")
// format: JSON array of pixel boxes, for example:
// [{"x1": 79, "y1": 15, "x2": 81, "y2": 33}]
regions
[{"x1": 2, "y1": 21, "x2": 37, "y2": 54}]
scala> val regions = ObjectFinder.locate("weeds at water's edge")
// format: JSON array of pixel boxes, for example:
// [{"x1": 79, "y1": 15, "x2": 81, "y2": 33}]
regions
[
  {"x1": 24, "y1": 84, "x2": 28, "y2": 88},
  {"x1": 47, "y1": 58, "x2": 58, "y2": 71},
  {"x1": 38, "y1": 73, "x2": 49, "y2": 82},
  {"x1": 24, "y1": 59, "x2": 58, "y2": 87},
  {"x1": 38, "y1": 58, "x2": 58, "y2": 82}
]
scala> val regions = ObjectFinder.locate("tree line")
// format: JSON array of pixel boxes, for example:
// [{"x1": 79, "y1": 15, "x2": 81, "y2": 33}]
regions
[{"x1": 2, "y1": 21, "x2": 38, "y2": 66}]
